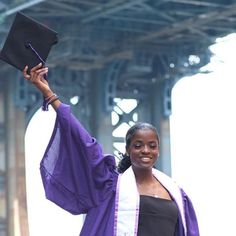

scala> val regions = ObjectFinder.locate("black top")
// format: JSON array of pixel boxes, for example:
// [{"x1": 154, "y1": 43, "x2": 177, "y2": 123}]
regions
[{"x1": 138, "y1": 195, "x2": 178, "y2": 236}]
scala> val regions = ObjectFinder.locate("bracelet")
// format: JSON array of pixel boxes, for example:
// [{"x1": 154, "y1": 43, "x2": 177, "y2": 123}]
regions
[
  {"x1": 48, "y1": 96, "x2": 59, "y2": 105},
  {"x1": 47, "y1": 94, "x2": 57, "y2": 104},
  {"x1": 42, "y1": 93, "x2": 58, "y2": 111},
  {"x1": 44, "y1": 93, "x2": 56, "y2": 101}
]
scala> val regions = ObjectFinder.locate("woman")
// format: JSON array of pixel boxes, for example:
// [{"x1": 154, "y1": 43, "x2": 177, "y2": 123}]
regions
[{"x1": 23, "y1": 63, "x2": 199, "y2": 236}]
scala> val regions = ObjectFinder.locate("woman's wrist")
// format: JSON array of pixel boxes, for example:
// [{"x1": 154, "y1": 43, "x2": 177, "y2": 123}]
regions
[
  {"x1": 42, "y1": 89, "x2": 54, "y2": 98},
  {"x1": 42, "y1": 92, "x2": 59, "y2": 111},
  {"x1": 44, "y1": 93, "x2": 56, "y2": 100}
]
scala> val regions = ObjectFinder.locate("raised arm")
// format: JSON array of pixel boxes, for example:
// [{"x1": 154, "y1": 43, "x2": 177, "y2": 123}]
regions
[{"x1": 23, "y1": 63, "x2": 118, "y2": 215}]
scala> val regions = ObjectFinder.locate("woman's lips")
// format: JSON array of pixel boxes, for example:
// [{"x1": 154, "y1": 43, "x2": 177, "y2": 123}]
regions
[{"x1": 140, "y1": 157, "x2": 152, "y2": 162}]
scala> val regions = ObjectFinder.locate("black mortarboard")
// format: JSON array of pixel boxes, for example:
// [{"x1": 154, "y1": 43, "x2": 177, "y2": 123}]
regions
[{"x1": 0, "y1": 11, "x2": 58, "y2": 71}]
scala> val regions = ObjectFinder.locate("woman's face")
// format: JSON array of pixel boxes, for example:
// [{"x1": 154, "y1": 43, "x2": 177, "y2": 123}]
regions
[{"x1": 126, "y1": 128, "x2": 159, "y2": 171}]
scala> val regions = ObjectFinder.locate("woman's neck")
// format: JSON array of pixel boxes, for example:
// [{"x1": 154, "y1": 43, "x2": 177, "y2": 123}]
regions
[{"x1": 132, "y1": 166, "x2": 154, "y2": 185}]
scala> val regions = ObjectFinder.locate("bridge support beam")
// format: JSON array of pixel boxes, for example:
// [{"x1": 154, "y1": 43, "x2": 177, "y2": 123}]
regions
[
  {"x1": 3, "y1": 76, "x2": 29, "y2": 236},
  {"x1": 150, "y1": 81, "x2": 172, "y2": 176},
  {"x1": 89, "y1": 71, "x2": 113, "y2": 154}
]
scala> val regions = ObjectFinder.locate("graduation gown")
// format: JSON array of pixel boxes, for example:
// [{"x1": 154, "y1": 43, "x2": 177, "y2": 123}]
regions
[{"x1": 40, "y1": 103, "x2": 200, "y2": 236}]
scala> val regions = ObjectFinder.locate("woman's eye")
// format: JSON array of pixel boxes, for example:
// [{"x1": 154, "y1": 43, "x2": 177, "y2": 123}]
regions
[
  {"x1": 150, "y1": 143, "x2": 157, "y2": 149},
  {"x1": 134, "y1": 143, "x2": 142, "y2": 148}
]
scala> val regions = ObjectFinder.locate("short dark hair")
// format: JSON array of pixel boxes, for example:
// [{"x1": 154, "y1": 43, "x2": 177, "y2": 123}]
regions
[{"x1": 117, "y1": 122, "x2": 159, "y2": 173}]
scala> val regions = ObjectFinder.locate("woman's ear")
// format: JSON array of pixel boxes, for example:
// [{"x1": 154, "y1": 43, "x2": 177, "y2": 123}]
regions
[{"x1": 125, "y1": 146, "x2": 129, "y2": 156}]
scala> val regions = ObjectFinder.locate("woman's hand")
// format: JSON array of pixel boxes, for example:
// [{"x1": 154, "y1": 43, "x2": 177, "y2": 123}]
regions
[
  {"x1": 23, "y1": 63, "x2": 52, "y2": 97},
  {"x1": 23, "y1": 63, "x2": 61, "y2": 110}
]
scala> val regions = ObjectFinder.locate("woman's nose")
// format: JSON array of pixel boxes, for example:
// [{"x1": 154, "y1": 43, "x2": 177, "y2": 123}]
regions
[{"x1": 141, "y1": 145, "x2": 150, "y2": 153}]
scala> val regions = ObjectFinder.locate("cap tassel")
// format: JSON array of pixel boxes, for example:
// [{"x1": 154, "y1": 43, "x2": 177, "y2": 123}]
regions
[
  {"x1": 25, "y1": 42, "x2": 46, "y2": 68},
  {"x1": 25, "y1": 42, "x2": 49, "y2": 111}
]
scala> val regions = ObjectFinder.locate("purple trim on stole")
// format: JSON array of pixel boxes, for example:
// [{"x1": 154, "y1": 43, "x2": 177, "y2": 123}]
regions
[
  {"x1": 171, "y1": 193, "x2": 186, "y2": 235},
  {"x1": 114, "y1": 167, "x2": 140, "y2": 236},
  {"x1": 113, "y1": 172, "x2": 140, "y2": 236},
  {"x1": 113, "y1": 174, "x2": 121, "y2": 236},
  {"x1": 134, "y1": 196, "x2": 140, "y2": 236}
]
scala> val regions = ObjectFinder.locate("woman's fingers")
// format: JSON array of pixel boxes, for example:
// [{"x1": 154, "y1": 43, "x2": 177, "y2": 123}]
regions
[
  {"x1": 37, "y1": 68, "x2": 48, "y2": 78},
  {"x1": 31, "y1": 62, "x2": 43, "y2": 72},
  {"x1": 23, "y1": 63, "x2": 48, "y2": 85},
  {"x1": 30, "y1": 67, "x2": 48, "y2": 81},
  {"x1": 22, "y1": 64, "x2": 52, "y2": 97},
  {"x1": 23, "y1": 65, "x2": 30, "y2": 80},
  {"x1": 23, "y1": 63, "x2": 43, "y2": 80},
  {"x1": 37, "y1": 67, "x2": 48, "y2": 76}
]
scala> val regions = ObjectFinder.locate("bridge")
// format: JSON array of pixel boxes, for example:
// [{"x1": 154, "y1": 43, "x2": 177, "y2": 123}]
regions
[{"x1": 1, "y1": 0, "x2": 236, "y2": 235}]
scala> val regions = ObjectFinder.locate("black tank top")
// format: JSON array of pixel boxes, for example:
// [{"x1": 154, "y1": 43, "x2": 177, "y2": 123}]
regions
[{"x1": 138, "y1": 195, "x2": 178, "y2": 236}]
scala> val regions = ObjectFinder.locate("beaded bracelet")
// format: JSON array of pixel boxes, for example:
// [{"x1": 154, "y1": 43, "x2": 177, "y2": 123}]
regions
[
  {"x1": 42, "y1": 93, "x2": 58, "y2": 111},
  {"x1": 45, "y1": 93, "x2": 56, "y2": 101},
  {"x1": 48, "y1": 96, "x2": 59, "y2": 105}
]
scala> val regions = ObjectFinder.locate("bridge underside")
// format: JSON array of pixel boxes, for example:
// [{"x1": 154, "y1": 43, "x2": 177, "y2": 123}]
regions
[{"x1": 1, "y1": 0, "x2": 236, "y2": 235}]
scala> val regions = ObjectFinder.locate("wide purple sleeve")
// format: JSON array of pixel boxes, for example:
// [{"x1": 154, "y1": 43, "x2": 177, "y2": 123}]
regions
[
  {"x1": 40, "y1": 103, "x2": 118, "y2": 215},
  {"x1": 181, "y1": 189, "x2": 200, "y2": 236}
]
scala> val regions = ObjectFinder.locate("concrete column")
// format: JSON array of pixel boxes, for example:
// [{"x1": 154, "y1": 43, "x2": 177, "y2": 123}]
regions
[
  {"x1": 150, "y1": 81, "x2": 172, "y2": 176},
  {"x1": 4, "y1": 77, "x2": 29, "y2": 236},
  {"x1": 0, "y1": 88, "x2": 7, "y2": 235},
  {"x1": 88, "y1": 72, "x2": 113, "y2": 154}
]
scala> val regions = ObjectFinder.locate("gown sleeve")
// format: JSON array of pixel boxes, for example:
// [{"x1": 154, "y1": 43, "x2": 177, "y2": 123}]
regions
[
  {"x1": 181, "y1": 189, "x2": 200, "y2": 236},
  {"x1": 40, "y1": 103, "x2": 118, "y2": 215}
]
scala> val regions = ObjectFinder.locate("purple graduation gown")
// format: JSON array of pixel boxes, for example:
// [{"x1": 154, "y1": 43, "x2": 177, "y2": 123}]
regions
[{"x1": 40, "y1": 103, "x2": 200, "y2": 236}]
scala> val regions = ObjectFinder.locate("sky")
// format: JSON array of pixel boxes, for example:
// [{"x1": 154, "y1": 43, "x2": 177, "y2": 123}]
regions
[
  {"x1": 170, "y1": 33, "x2": 236, "y2": 236},
  {"x1": 25, "y1": 33, "x2": 236, "y2": 236}
]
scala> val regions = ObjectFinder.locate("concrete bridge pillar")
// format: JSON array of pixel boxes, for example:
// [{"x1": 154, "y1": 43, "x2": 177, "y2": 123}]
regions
[{"x1": 1, "y1": 75, "x2": 29, "y2": 236}]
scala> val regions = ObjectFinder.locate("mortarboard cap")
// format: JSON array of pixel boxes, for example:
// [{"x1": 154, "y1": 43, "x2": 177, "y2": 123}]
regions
[{"x1": 0, "y1": 11, "x2": 58, "y2": 71}]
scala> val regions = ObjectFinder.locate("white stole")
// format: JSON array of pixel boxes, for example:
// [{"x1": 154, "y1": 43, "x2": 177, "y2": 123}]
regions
[{"x1": 114, "y1": 167, "x2": 187, "y2": 236}]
